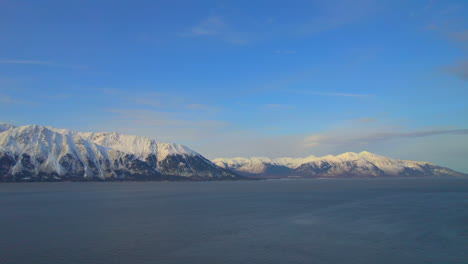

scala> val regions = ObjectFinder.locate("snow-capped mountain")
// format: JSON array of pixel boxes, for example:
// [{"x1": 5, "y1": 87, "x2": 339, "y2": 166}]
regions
[
  {"x1": 0, "y1": 123, "x2": 16, "y2": 133},
  {"x1": 1, "y1": 122, "x2": 464, "y2": 181},
  {"x1": 213, "y1": 151, "x2": 466, "y2": 178},
  {"x1": 0, "y1": 124, "x2": 237, "y2": 181}
]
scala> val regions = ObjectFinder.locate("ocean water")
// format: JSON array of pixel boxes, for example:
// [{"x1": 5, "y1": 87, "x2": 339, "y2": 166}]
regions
[{"x1": 0, "y1": 178, "x2": 467, "y2": 264}]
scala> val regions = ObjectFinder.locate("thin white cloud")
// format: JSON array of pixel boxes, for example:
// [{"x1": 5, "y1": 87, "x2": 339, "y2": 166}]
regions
[
  {"x1": 444, "y1": 60, "x2": 468, "y2": 80},
  {"x1": 420, "y1": 1, "x2": 467, "y2": 80},
  {"x1": 274, "y1": 50, "x2": 297, "y2": 55},
  {"x1": 107, "y1": 108, "x2": 225, "y2": 127},
  {"x1": 0, "y1": 94, "x2": 20, "y2": 104},
  {"x1": 202, "y1": 125, "x2": 468, "y2": 171},
  {"x1": 103, "y1": 108, "x2": 229, "y2": 143},
  {"x1": 92, "y1": 89, "x2": 225, "y2": 142},
  {"x1": 186, "y1": 16, "x2": 225, "y2": 36},
  {"x1": 179, "y1": 16, "x2": 250, "y2": 45},
  {"x1": 296, "y1": 0, "x2": 377, "y2": 35},
  {"x1": 353, "y1": 117, "x2": 377, "y2": 123},
  {"x1": 185, "y1": 104, "x2": 219, "y2": 112},
  {"x1": 101, "y1": 89, "x2": 221, "y2": 113},
  {"x1": 0, "y1": 93, "x2": 30, "y2": 104},
  {"x1": 451, "y1": 30, "x2": 468, "y2": 43},
  {"x1": 263, "y1": 104, "x2": 295, "y2": 110},
  {"x1": 0, "y1": 59, "x2": 86, "y2": 69},
  {"x1": 294, "y1": 90, "x2": 371, "y2": 97},
  {"x1": 303, "y1": 129, "x2": 468, "y2": 148},
  {"x1": 0, "y1": 60, "x2": 49, "y2": 65}
]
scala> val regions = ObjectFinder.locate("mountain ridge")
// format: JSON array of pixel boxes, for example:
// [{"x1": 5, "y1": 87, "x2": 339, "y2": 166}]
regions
[
  {"x1": 0, "y1": 124, "x2": 237, "y2": 181},
  {"x1": 213, "y1": 151, "x2": 466, "y2": 178},
  {"x1": 1, "y1": 123, "x2": 465, "y2": 181}
]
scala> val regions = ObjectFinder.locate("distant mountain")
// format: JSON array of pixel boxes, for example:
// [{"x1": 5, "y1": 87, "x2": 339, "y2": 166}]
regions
[
  {"x1": 0, "y1": 123, "x2": 16, "y2": 133},
  {"x1": 2, "y1": 123, "x2": 464, "y2": 182},
  {"x1": 0, "y1": 124, "x2": 237, "y2": 181},
  {"x1": 213, "y1": 151, "x2": 466, "y2": 178}
]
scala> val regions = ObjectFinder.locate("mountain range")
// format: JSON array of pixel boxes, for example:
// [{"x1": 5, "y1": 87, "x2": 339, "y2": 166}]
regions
[
  {"x1": 0, "y1": 123, "x2": 465, "y2": 181},
  {"x1": 213, "y1": 152, "x2": 466, "y2": 178},
  {"x1": 0, "y1": 124, "x2": 237, "y2": 181}
]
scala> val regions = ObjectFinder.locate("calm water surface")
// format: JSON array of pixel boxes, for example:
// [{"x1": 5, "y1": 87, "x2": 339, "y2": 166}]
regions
[{"x1": 1, "y1": 178, "x2": 467, "y2": 264}]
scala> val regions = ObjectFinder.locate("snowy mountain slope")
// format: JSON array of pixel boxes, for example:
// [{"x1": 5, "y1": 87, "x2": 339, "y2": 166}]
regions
[
  {"x1": 78, "y1": 132, "x2": 197, "y2": 161},
  {"x1": 213, "y1": 157, "x2": 293, "y2": 177},
  {"x1": 212, "y1": 155, "x2": 322, "y2": 176},
  {"x1": 1, "y1": 123, "x2": 464, "y2": 181},
  {"x1": 0, "y1": 123, "x2": 16, "y2": 133},
  {"x1": 0, "y1": 124, "x2": 237, "y2": 181},
  {"x1": 213, "y1": 151, "x2": 466, "y2": 178}
]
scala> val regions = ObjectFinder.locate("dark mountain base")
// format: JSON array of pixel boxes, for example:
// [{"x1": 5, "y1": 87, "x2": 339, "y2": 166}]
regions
[{"x1": 0, "y1": 174, "x2": 245, "y2": 183}]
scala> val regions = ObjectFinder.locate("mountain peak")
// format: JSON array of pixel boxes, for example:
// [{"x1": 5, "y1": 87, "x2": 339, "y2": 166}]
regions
[
  {"x1": 0, "y1": 123, "x2": 17, "y2": 133},
  {"x1": 0, "y1": 124, "x2": 237, "y2": 181},
  {"x1": 213, "y1": 152, "x2": 466, "y2": 178},
  {"x1": 337, "y1": 152, "x2": 361, "y2": 159},
  {"x1": 79, "y1": 131, "x2": 198, "y2": 161}
]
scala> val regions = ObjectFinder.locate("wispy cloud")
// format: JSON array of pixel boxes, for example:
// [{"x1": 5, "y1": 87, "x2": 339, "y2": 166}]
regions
[
  {"x1": 296, "y1": 0, "x2": 378, "y2": 35},
  {"x1": 179, "y1": 16, "x2": 250, "y2": 45},
  {"x1": 41, "y1": 94, "x2": 72, "y2": 100},
  {"x1": 93, "y1": 89, "x2": 225, "y2": 143},
  {"x1": 420, "y1": 0, "x2": 467, "y2": 81},
  {"x1": 451, "y1": 30, "x2": 468, "y2": 43},
  {"x1": 0, "y1": 59, "x2": 86, "y2": 69},
  {"x1": 0, "y1": 93, "x2": 29, "y2": 104},
  {"x1": 103, "y1": 108, "x2": 229, "y2": 143},
  {"x1": 107, "y1": 108, "x2": 225, "y2": 127},
  {"x1": 104, "y1": 89, "x2": 221, "y2": 113},
  {"x1": 274, "y1": 50, "x2": 297, "y2": 55},
  {"x1": 0, "y1": 60, "x2": 49, "y2": 65},
  {"x1": 131, "y1": 96, "x2": 163, "y2": 108},
  {"x1": 233, "y1": 69, "x2": 371, "y2": 99},
  {"x1": 185, "y1": 104, "x2": 219, "y2": 112},
  {"x1": 184, "y1": 16, "x2": 226, "y2": 36},
  {"x1": 420, "y1": 1, "x2": 467, "y2": 80},
  {"x1": 444, "y1": 60, "x2": 468, "y2": 80},
  {"x1": 200, "y1": 119, "x2": 468, "y2": 173},
  {"x1": 294, "y1": 90, "x2": 371, "y2": 97},
  {"x1": 263, "y1": 104, "x2": 295, "y2": 110},
  {"x1": 304, "y1": 129, "x2": 468, "y2": 148},
  {"x1": 0, "y1": 93, "x2": 20, "y2": 104},
  {"x1": 353, "y1": 117, "x2": 377, "y2": 124},
  {"x1": 101, "y1": 89, "x2": 172, "y2": 109}
]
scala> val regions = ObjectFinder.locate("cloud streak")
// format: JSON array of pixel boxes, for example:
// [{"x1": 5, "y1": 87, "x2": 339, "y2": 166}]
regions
[
  {"x1": 451, "y1": 30, "x2": 468, "y2": 43},
  {"x1": 103, "y1": 108, "x2": 229, "y2": 144},
  {"x1": 296, "y1": 0, "x2": 378, "y2": 35},
  {"x1": 0, "y1": 93, "x2": 22, "y2": 104},
  {"x1": 179, "y1": 16, "x2": 250, "y2": 45},
  {"x1": 304, "y1": 129, "x2": 468, "y2": 148},
  {"x1": 100, "y1": 89, "x2": 222, "y2": 113},
  {"x1": 444, "y1": 60, "x2": 468, "y2": 80},
  {"x1": 263, "y1": 104, "x2": 295, "y2": 110},
  {"x1": 0, "y1": 59, "x2": 86, "y2": 69},
  {"x1": 107, "y1": 108, "x2": 226, "y2": 128},
  {"x1": 353, "y1": 117, "x2": 377, "y2": 123},
  {"x1": 274, "y1": 50, "x2": 297, "y2": 55},
  {"x1": 185, "y1": 16, "x2": 226, "y2": 36},
  {"x1": 0, "y1": 92, "x2": 31, "y2": 105},
  {"x1": 0, "y1": 60, "x2": 49, "y2": 65},
  {"x1": 92, "y1": 89, "x2": 226, "y2": 143},
  {"x1": 185, "y1": 104, "x2": 219, "y2": 112},
  {"x1": 294, "y1": 90, "x2": 371, "y2": 97}
]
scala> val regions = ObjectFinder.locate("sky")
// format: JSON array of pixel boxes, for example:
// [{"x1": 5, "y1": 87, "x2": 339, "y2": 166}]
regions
[{"x1": 0, "y1": 0, "x2": 467, "y2": 172}]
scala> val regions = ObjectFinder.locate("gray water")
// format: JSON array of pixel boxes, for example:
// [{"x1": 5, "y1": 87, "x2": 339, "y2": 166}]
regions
[{"x1": 0, "y1": 178, "x2": 467, "y2": 264}]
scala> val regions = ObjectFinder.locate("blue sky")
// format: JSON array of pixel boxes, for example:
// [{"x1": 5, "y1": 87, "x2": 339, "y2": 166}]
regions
[{"x1": 1, "y1": 0, "x2": 467, "y2": 172}]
